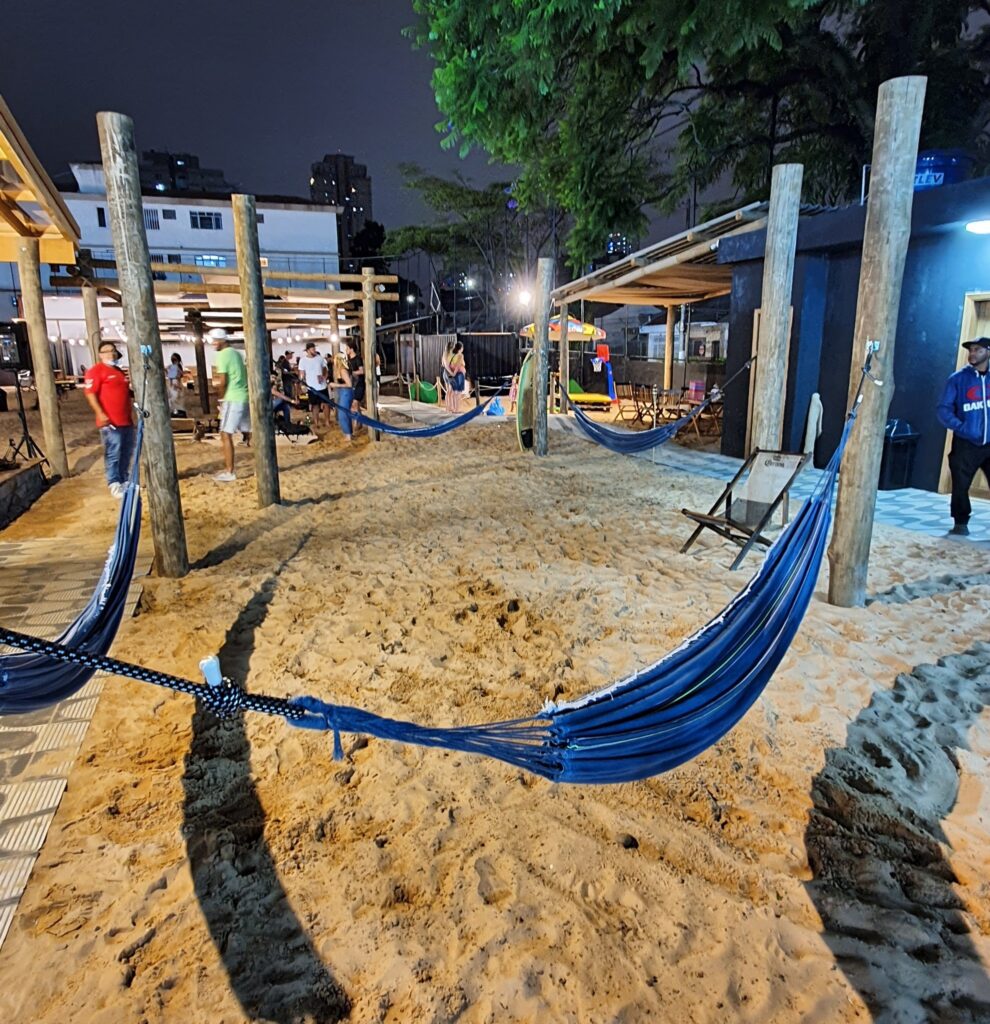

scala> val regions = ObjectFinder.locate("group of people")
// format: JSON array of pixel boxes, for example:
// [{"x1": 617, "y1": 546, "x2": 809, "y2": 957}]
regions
[{"x1": 282, "y1": 338, "x2": 367, "y2": 441}]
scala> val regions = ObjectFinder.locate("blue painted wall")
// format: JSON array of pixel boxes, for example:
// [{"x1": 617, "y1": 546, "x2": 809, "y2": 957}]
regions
[{"x1": 719, "y1": 176, "x2": 990, "y2": 491}]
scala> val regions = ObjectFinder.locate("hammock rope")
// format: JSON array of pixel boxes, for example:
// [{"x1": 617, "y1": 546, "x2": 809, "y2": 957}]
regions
[
  {"x1": 0, "y1": 354, "x2": 878, "y2": 784},
  {"x1": 571, "y1": 359, "x2": 754, "y2": 454}
]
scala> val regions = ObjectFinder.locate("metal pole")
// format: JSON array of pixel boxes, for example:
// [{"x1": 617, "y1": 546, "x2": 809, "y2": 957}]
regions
[
  {"x1": 16, "y1": 237, "x2": 69, "y2": 478},
  {"x1": 232, "y1": 194, "x2": 280, "y2": 509},
  {"x1": 97, "y1": 110, "x2": 188, "y2": 578},
  {"x1": 533, "y1": 257, "x2": 554, "y2": 456}
]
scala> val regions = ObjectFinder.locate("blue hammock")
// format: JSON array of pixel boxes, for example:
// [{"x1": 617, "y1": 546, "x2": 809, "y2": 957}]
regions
[
  {"x1": 350, "y1": 386, "x2": 505, "y2": 438},
  {"x1": 0, "y1": 362, "x2": 869, "y2": 785},
  {"x1": 0, "y1": 416, "x2": 144, "y2": 713},
  {"x1": 571, "y1": 401, "x2": 703, "y2": 453},
  {"x1": 570, "y1": 361, "x2": 753, "y2": 455}
]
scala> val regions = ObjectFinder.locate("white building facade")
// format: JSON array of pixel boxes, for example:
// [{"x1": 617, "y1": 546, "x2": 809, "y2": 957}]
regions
[{"x1": 0, "y1": 164, "x2": 342, "y2": 374}]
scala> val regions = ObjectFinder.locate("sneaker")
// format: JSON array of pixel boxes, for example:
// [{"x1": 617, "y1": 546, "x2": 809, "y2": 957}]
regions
[
  {"x1": 949, "y1": 523, "x2": 970, "y2": 536},
  {"x1": 214, "y1": 471, "x2": 236, "y2": 483},
  {"x1": 109, "y1": 482, "x2": 123, "y2": 499}
]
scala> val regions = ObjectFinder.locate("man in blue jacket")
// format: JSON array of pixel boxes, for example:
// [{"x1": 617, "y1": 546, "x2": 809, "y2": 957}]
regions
[{"x1": 937, "y1": 337, "x2": 990, "y2": 536}]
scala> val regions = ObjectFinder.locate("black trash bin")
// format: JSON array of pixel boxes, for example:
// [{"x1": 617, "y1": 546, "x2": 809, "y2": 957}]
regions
[{"x1": 878, "y1": 418, "x2": 919, "y2": 490}]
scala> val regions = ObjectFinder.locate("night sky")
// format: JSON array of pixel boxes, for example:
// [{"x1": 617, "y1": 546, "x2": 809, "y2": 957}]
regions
[{"x1": 2, "y1": 0, "x2": 511, "y2": 232}]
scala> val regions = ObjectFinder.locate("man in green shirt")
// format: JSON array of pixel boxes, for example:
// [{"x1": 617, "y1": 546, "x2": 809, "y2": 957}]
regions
[{"x1": 208, "y1": 328, "x2": 251, "y2": 482}]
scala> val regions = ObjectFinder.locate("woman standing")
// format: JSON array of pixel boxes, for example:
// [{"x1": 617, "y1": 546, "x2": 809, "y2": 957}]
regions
[
  {"x1": 166, "y1": 352, "x2": 185, "y2": 416},
  {"x1": 329, "y1": 351, "x2": 354, "y2": 442},
  {"x1": 448, "y1": 340, "x2": 467, "y2": 412}
]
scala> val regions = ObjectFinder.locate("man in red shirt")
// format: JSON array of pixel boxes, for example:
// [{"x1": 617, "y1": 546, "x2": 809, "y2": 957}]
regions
[{"x1": 83, "y1": 340, "x2": 135, "y2": 498}]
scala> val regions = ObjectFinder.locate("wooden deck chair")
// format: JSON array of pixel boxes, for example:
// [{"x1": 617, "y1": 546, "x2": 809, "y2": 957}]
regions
[
  {"x1": 614, "y1": 382, "x2": 640, "y2": 422},
  {"x1": 680, "y1": 449, "x2": 811, "y2": 570}
]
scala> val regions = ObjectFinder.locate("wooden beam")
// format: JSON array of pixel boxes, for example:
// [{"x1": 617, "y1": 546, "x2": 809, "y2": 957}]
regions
[
  {"x1": 98, "y1": 109, "x2": 189, "y2": 578},
  {"x1": 828, "y1": 77, "x2": 927, "y2": 608},
  {"x1": 232, "y1": 193, "x2": 280, "y2": 508},
  {"x1": 92, "y1": 257, "x2": 395, "y2": 285},
  {"x1": 558, "y1": 300, "x2": 570, "y2": 414},
  {"x1": 750, "y1": 163, "x2": 803, "y2": 453},
  {"x1": 362, "y1": 266, "x2": 380, "y2": 440},
  {"x1": 0, "y1": 94, "x2": 80, "y2": 244},
  {"x1": 533, "y1": 257, "x2": 554, "y2": 457},
  {"x1": 17, "y1": 236, "x2": 69, "y2": 478}
]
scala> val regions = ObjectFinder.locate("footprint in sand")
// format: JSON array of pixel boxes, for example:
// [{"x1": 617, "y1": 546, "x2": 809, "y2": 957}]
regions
[{"x1": 806, "y1": 642, "x2": 990, "y2": 1022}]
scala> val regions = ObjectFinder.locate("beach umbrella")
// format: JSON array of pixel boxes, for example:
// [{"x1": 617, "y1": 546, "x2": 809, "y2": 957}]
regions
[{"x1": 519, "y1": 315, "x2": 606, "y2": 341}]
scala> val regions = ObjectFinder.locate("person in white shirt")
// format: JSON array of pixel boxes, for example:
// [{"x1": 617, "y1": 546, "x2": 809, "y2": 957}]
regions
[{"x1": 297, "y1": 340, "x2": 333, "y2": 427}]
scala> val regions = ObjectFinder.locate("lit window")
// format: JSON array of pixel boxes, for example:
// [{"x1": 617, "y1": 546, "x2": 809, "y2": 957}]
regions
[
  {"x1": 194, "y1": 254, "x2": 227, "y2": 268},
  {"x1": 190, "y1": 211, "x2": 223, "y2": 230}
]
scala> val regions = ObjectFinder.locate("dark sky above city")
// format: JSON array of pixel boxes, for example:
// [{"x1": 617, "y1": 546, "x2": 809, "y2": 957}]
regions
[{"x1": 2, "y1": 0, "x2": 512, "y2": 231}]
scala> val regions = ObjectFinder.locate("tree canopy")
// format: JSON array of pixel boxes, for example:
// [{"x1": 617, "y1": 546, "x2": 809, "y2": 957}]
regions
[{"x1": 409, "y1": 0, "x2": 990, "y2": 269}]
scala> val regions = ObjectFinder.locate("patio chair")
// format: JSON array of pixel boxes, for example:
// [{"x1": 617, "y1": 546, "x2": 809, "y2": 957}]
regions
[
  {"x1": 613, "y1": 382, "x2": 640, "y2": 422},
  {"x1": 680, "y1": 449, "x2": 810, "y2": 570}
]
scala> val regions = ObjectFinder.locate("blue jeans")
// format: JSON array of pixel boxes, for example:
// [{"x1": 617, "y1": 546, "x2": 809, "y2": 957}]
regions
[
  {"x1": 273, "y1": 399, "x2": 292, "y2": 428},
  {"x1": 336, "y1": 387, "x2": 354, "y2": 437},
  {"x1": 101, "y1": 424, "x2": 135, "y2": 486}
]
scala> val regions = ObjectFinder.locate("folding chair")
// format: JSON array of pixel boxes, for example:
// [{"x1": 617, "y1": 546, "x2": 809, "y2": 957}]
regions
[
  {"x1": 680, "y1": 449, "x2": 810, "y2": 569},
  {"x1": 613, "y1": 382, "x2": 640, "y2": 422}
]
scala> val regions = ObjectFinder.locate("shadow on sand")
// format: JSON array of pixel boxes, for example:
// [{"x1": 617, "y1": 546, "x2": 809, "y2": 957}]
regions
[
  {"x1": 180, "y1": 538, "x2": 349, "y2": 1022},
  {"x1": 805, "y1": 643, "x2": 990, "y2": 1021}
]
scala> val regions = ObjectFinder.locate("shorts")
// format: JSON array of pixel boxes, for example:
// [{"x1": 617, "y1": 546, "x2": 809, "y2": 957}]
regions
[
  {"x1": 219, "y1": 400, "x2": 252, "y2": 435},
  {"x1": 306, "y1": 387, "x2": 333, "y2": 407}
]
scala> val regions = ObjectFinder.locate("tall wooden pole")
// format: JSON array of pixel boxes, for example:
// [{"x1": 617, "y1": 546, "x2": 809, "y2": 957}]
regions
[
  {"x1": 828, "y1": 76, "x2": 927, "y2": 607},
  {"x1": 81, "y1": 282, "x2": 102, "y2": 366},
  {"x1": 97, "y1": 110, "x2": 188, "y2": 578},
  {"x1": 663, "y1": 304, "x2": 677, "y2": 391},
  {"x1": 361, "y1": 266, "x2": 380, "y2": 441},
  {"x1": 558, "y1": 300, "x2": 570, "y2": 413},
  {"x1": 232, "y1": 194, "x2": 280, "y2": 509},
  {"x1": 329, "y1": 303, "x2": 340, "y2": 341},
  {"x1": 16, "y1": 237, "x2": 69, "y2": 479},
  {"x1": 188, "y1": 312, "x2": 211, "y2": 414},
  {"x1": 750, "y1": 163, "x2": 803, "y2": 452},
  {"x1": 533, "y1": 257, "x2": 554, "y2": 456}
]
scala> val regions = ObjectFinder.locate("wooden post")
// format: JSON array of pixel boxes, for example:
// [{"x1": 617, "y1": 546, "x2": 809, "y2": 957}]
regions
[
  {"x1": 81, "y1": 282, "x2": 102, "y2": 366},
  {"x1": 97, "y1": 110, "x2": 188, "y2": 578},
  {"x1": 16, "y1": 237, "x2": 69, "y2": 479},
  {"x1": 750, "y1": 164, "x2": 803, "y2": 452},
  {"x1": 828, "y1": 76, "x2": 927, "y2": 607},
  {"x1": 329, "y1": 303, "x2": 340, "y2": 341},
  {"x1": 558, "y1": 300, "x2": 570, "y2": 413},
  {"x1": 663, "y1": 304, "x2": 677, "y2": 391},
  {"x1": 232, "y1": 194, "x2": 280, "y2": 509},
  {"x1": 188, "y1": 313, "x2": 211, "y2": 414},
  {"x1": 533, "y1": 257, "x2": 554, "y2": 456},
  {"x1": 361, "y1": 266, "x2": 379, "y2": 440}
]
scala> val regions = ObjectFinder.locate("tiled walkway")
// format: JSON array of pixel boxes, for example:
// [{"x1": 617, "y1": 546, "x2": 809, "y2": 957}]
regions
[{"x1": 0, "y1": 485, "x2": 150, "y2": 951}]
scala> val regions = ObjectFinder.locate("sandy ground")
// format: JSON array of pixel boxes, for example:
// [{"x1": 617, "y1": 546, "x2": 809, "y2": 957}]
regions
[{"x1": 1, "y1": 390, "x2": 989, "y2": 1024}]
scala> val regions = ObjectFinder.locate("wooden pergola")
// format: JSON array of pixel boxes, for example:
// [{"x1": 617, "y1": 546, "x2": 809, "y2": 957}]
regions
[
  {"x1": 0, "y1": 93, "x2": 82, "y2": 478},
  {"x1": 0, "y1": 95, "x2": 79, "y2": 264},
  {"x1": 550, "y1": 203, "x2": 768, "y2": 397}
]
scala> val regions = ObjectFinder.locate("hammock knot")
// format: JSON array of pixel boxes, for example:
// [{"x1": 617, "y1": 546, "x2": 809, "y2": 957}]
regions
[
  {"x1": 200, "y1": 677, "x2": 247, "y2": 718},
  {"x1": 287, "y1": 695, "x2": 345, "y2": 760}
]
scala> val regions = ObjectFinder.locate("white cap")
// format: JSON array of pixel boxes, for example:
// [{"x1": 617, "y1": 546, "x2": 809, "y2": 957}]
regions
[{"x1": 207, "y1": 328, "x2": 229, "y2": 341}]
